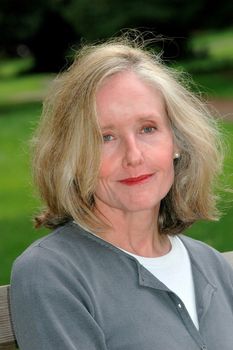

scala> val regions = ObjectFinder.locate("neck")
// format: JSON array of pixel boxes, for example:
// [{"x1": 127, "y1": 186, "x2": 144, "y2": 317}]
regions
[{"x1": 94, "y1": 201, "x2": 171, "y2": 257}]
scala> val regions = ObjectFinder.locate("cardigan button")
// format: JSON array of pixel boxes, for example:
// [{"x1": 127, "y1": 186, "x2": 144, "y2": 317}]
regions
[{"x1": 201, "y1": 345, "x2": 207, "y2": 350}]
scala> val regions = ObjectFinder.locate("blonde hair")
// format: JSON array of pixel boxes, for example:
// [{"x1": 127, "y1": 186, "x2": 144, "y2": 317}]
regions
[{"x1": 32, "y1": 35, "x2": 223, "y2": 234}]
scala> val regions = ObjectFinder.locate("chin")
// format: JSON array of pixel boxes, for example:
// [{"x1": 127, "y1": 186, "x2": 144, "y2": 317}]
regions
[{"x1": 119, "y1": 197, "x2": 161, "y2": 213}]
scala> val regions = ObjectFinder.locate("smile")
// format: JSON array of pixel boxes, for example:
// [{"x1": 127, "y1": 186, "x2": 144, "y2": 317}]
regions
[{"x1": 119, "y1": 174, "x2": 153, "y2": 186}]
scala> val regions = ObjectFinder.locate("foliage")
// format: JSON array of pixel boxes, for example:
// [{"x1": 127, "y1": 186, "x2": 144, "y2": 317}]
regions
[
  {"x1": 0, "y1": 57, "x2": 34, "y2": 78},
  {"x1": 0, "y1": 0, "x2": 76, "y2": 71},
  {"x1": 177, "y1": 28, "x2": 233, "y2": 74},
  {"x1": 0, "y1": 73, "x2": 54, "y2": 105},
  {"x1": 173, "y1": 28, "x2": 233, "y2": 97},
  {"x1": 190, "y1": 73, "x2": 233, "y2": 98},
  {"x1": 0, "y1": 0, "x2": 232, "y2": 71},
  {"x1": 191, "y1": 28, "x2": 233, "y2": 59}
]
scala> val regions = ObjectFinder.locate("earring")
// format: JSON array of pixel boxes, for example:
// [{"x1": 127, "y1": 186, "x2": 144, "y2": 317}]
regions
[{"x1": 174, "y1": 153, "x2": 180, "y2": 159}]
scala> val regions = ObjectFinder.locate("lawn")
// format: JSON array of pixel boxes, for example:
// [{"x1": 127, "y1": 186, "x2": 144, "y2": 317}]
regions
[
  {"x1": 0, "y1": 102, "x2": 49, "y2": 284},
  {"x1": 186, "y1": 120, "x2": 233, "y2": 251}
]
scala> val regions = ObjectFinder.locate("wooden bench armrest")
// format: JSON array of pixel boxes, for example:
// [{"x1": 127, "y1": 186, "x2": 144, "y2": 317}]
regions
[{"x1": 0, "y1": 285, "x2": 17, "y2": 349}]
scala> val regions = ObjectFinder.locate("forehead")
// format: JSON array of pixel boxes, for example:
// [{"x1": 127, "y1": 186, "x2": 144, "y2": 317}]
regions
[
  {"x1": 96, "y1": 71, "x2": 167, "y2": 125},
  {"x1": 96, "y1": 71, "x2": 161, "y2": 102}
]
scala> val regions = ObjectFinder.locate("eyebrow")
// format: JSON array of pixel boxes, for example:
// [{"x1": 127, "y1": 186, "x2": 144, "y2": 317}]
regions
[
  {"x1": 100, "y1": 114, "x2": 163, "y2": 131},
  {"x1": 100, "y1": 125, "x2": 116, "y2": 132}
]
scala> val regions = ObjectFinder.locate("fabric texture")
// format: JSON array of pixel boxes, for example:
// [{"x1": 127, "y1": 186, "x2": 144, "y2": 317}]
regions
[
  {"x1": 10, "y1": 222, "x2": 233, "y2": 350},
  {"x1": 122, "y1": 235, "x2": 199, "y2": 329}
]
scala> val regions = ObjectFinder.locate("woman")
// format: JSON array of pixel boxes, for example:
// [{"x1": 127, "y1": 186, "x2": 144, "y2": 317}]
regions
[{"x1": 10, "y1": 37, "x2": 233, "y2": 349}]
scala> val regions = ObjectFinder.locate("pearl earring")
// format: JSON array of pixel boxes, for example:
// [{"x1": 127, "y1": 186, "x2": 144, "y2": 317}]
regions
[{"x1": 174, "y1": 153, "x2": 180, "y2": 159}]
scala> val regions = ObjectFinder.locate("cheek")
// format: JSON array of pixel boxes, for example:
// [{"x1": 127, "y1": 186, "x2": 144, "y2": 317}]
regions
[
  {"x1": 99, "y1": 166, "x2": 108, "y2": 180},
  {"x1": 98, "y1": 144, "x2": 120, "y2": 179},
  {"x1": 98, "y1": 155, "x2": 113, "y2": 179},
  {"x1": 150, "y1": 142, "x2": 174, "y2": 168}
]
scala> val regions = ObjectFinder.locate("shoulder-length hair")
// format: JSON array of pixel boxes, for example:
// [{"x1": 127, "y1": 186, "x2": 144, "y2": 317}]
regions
[{"x1": 32, "y1": 36, "x2": 224, "y2": 235}]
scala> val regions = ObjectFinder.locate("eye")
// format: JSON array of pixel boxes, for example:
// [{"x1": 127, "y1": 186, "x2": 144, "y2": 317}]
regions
[
  {"x1": 102, "y1": 134, "x2": 114, "y2": 142},
  {"x1": 141, "y1": 126, "x2": 156, "y2": 134}
]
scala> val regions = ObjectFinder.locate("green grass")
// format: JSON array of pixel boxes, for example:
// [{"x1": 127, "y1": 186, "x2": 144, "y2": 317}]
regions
[
  {"x1": 0, "y1": 74, "x2": 54, "y2": 105},
  {"x1": 0, "y1": 57, "x2": 34, "y2": 78},
  {"x1": 0, "y1": 102, "x2": 49, "y2": 284},
  {"x1": 175, "y1": 28, "x2": 233, "y2": 97},
  {"x1": 186, "y1": 123, "x2": 233, "y2": 251},
  {"x1": 192, "y1": 73, "x2": 233, "y2": 98}
]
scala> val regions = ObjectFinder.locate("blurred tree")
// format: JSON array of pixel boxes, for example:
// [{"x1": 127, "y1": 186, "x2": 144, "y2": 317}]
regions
[
  {"x1": 60, "y1": 0, "x2": 233, "y2": 59},
  {"x1": 0, "y1": 0, "x2": 76, "y2": 72},
  {"x1": 27, "y1": 10, "x2": 77, "y2": 72},
  {"x1": 200, "y1": 0, "x2": 233, "y2": 29},
  {"x1": 0, "y1": 0, "x2": 232, "y2": 72},
  {"x1": 0, "y1": 0, "x2": 43, "y2": 55}
]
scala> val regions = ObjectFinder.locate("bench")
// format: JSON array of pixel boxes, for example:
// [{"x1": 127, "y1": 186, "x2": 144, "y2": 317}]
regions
[{"x1": 1, "y1": 251, "x2": 233, "y2": 349}]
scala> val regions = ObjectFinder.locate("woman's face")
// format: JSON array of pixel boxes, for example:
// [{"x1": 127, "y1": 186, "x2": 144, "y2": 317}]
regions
[{"x1": 94, "y1": 71, "x2": 177, "y2": 216}]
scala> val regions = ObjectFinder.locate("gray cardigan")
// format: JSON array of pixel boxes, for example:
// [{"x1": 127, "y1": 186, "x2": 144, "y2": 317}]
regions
[{"x1": 10, "y1": 222, "x2": 233, "y2": 350}]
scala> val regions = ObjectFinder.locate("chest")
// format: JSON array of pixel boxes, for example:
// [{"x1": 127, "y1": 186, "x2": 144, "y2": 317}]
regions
[{"x1": 89, "y1": 264, "x2": 233, "y2": 350}]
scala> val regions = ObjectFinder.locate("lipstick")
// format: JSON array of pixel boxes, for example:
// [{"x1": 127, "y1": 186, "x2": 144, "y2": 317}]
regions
[{"x1": 119, "y1": 174, "x2": 153, "y2": 186}]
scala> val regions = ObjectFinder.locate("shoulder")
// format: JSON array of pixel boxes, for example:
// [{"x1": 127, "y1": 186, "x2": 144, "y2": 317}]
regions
[
  {"x1": 12, "y1": 222, "x2": 103, "y2": 272},
  {"x1": 10, "y1": 223, "x2": 92, "y2": 290},
  {"x1": 179, "y1": 234, "x2": 229, "y2": 267},
  {"x1": 179, "y1": 234, "x2": 226, "y2": 261},
  {"x1": 10, "y1": 224, "x2": 106, "y2": 348},
  {"x1": 10, "y1": 223, "x2": 108, "y2": 313},
  {"x1": 179, "y1": 234, "x2": 233, "y2": 286},
  {"x1": 10, "y1": 222, "x2": 128, "y2": 291}
]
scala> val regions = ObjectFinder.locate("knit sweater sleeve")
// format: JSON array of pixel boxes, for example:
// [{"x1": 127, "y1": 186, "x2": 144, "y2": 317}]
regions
[{"x1": 10, "y1": 245, "x2": 107, "y2": 350}]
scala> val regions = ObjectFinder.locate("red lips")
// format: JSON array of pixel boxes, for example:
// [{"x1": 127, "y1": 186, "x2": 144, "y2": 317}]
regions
[{"x1": 119, "y1": 174, "x2": 153, "y2": 185}]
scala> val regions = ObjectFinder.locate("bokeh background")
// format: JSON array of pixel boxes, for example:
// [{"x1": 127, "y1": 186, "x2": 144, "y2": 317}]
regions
[{"x1": 1, "y1": 0, "x2": 233, "y2": 285}]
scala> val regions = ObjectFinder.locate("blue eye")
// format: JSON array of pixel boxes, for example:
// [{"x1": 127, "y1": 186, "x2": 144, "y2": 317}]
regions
[
  {"x1": 142, "y1": 126, "x2": 156, "y2": 134},
  {"x1": 103, "y1": 134, "x2": 114, "y2": 142}
]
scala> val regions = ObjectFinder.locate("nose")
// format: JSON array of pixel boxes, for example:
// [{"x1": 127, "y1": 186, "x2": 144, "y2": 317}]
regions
[{"x1": 122, "y1": 137, "x2": 144, "y2": 168}]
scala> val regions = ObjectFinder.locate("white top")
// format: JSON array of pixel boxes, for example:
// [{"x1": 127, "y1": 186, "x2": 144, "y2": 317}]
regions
[{"x1": 121, "y1": 236, "x2": 199, "y2": 329}]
